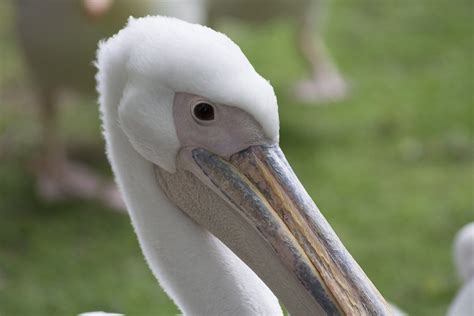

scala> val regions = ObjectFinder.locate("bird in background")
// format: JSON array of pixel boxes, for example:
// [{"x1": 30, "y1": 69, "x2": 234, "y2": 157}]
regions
[
  {"x1": 14, "y1": 0, "x2": 157, "y2": 209},
  {"x1": 447, "y1": 222, "x2": 474, "y2": 316},
  {"x1": 14, "y1": 0, "x2": 346, "y2": 209}
]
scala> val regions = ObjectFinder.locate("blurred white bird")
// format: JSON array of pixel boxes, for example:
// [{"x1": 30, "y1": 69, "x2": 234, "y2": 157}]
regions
[
  {"x1": 447, "y1": 222, "x2": 474, "y2": 316},
  {"x1": 15, "y1": 0, "x2": 163, "y2": 209}
]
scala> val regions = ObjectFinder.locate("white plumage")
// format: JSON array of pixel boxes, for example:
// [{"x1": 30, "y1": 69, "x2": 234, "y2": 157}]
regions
[{"x1": 97, "y1": 16, "x2": 282, "y2": 315}]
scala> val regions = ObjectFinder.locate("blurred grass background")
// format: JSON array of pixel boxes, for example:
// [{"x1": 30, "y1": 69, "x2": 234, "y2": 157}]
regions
[{"x1": 0, "y1": 0, "x2": 472, "y2": 315}]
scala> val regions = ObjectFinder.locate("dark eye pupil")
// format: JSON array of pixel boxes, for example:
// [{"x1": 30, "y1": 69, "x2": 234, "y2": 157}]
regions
[{"x1": 194, "y1": 103, "x2": 214, "y2": 121}]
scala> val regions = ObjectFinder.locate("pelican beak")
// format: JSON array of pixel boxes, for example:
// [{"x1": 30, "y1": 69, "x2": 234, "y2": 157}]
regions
[{"x1": 156, "y1": 144, "x2": 391, "y2": 315}]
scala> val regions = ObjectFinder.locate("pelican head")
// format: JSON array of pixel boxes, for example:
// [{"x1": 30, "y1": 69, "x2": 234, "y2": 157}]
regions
[{"x1": 97, "y1": 16, "x2": 390, "y2": 315}]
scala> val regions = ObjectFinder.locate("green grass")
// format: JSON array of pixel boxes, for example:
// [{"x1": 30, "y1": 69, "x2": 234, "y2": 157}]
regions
[{"x1": 1, "y1": 0, "x2": 473, "y2": 315}]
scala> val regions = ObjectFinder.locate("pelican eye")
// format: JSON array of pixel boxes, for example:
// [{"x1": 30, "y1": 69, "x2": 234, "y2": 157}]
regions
[{"x1": 193, "y1": 102, "x2": 215, "y2": 122}]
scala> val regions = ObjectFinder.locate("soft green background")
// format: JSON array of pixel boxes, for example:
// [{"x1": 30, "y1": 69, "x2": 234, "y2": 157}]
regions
[{"x1": 0, "y1": 0, "x2": 472, "y2": 315}]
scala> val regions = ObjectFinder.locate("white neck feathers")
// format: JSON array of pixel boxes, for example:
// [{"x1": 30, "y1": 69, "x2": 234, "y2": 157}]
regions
[{"x1": 96, "y1": 17, "x2": 281, "y2": 315}]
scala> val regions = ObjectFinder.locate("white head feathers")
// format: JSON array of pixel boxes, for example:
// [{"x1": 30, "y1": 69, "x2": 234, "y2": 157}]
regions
[{"x1": 96, "y1": 15, "x2": 279, "y2": 172}]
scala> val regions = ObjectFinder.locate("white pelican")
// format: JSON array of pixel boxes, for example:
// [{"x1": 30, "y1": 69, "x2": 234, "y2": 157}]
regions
[
  {"x1": 96, "y1": 16, "x2": 389, "y2": 315},
  {"x1": 448, "y1": 223, "x2": 474, "y2": 316}
]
